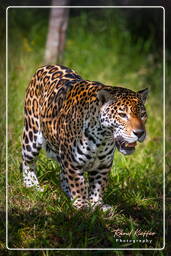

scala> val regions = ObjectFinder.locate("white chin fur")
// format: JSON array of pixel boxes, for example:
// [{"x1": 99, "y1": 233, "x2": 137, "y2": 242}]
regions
[{"x1": 119, "y1": 147, "x2": 135, "y2": 155}]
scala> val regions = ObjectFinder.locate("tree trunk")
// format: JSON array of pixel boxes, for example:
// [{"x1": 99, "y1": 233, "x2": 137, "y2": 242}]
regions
[{"x1": 44, "y1": 0, "x2": 69, "y2": 64}]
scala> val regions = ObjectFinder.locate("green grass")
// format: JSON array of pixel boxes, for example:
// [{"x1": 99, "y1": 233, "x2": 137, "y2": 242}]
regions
[
  {"x1": 4, "y1": 8, "x2": 165, "y2": 253},
  {"x1": 0, "y1": 11, "x2": 6, "y2": 251}
]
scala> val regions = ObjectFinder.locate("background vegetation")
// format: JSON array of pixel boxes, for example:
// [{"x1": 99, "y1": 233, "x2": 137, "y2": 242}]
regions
[{"x1": 1, "y1": 4, "x2": 170, "y2": 255}]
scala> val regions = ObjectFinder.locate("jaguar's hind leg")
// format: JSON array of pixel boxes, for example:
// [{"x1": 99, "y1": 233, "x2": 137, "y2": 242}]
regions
[{"x1": 21, "y1": 121, "x2": 43, "y2": 191}]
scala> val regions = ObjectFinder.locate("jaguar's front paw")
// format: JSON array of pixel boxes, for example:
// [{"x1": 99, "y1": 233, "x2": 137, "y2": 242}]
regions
[
  {"x1": 89, "y1": 200, "x2": 112, "y2": 212},
  {"x1": 24, "y1": 183, "x2": 44, "y2": 192},
  {"x1": 72, "y1": 198, "x2": 89, "y2": 210},
  {"x1": 100, "y1": 204, "x2": 112, "y2": 212}
]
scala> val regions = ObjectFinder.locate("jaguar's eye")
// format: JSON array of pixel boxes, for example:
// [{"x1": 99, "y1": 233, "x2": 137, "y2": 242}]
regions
[{"x1": 118, "y1": 113, "x2": 127, "y2": 118}]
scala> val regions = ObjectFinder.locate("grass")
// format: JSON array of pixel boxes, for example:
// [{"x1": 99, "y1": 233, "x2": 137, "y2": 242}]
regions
[
  {"x1": 0, "y1": 9, "x2": 6, "y2": 251},
  {"x1": 2, "y1": 7, "x2": 166, "y2": 254}
]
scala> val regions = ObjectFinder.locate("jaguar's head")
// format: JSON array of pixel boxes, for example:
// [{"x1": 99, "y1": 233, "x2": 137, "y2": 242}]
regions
[{"x1": 98, "y1": 86, "x2": 148, "y2": 155}]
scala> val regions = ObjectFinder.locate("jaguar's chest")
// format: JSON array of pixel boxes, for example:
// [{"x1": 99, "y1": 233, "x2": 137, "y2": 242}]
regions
[
  {"x1": 43, "y1": 125, "x2": 115, "y2": 171},
  {"x1": 70, "y1": 128, "x2": 115, "y2": 171}
]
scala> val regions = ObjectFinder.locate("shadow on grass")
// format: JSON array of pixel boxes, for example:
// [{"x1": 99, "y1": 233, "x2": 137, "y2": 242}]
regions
[
  {"x1": 7, "y1": 199, "x2": 163, "y2": 249},
  {"x1": 8, "y1": 207, "x2": 112, "y2": 249},
  {"x1": 105, "y1": 192, "x2": 164, "y2": 248},
  {"x1": 0, "y1": 209, "x2": 6, "y2": 249}
]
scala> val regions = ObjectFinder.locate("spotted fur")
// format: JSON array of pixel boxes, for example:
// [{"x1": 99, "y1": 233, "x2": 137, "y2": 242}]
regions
[{"x1": 21, "y1": 65, "x2": 148, "y2": 210}]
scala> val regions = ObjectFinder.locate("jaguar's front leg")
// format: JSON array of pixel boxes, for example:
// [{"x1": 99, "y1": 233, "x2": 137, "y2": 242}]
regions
[
  {"x1": 88, "y1": 166, "x2": 112, "y2": 210},
  {"x1": 63, "y1": 167, "x2": 89, "y2": 209}
]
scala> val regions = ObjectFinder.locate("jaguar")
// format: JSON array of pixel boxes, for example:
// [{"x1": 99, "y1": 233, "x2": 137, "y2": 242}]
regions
[{"x1": 21, "y1": 64, "x2": 148, "y2": 210}]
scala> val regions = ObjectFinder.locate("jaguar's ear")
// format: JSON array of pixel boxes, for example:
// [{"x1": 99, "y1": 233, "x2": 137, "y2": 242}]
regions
[
  {"x1": 97, "y1": 88, "x2": 116, "y2": 105},
  {"x1": 137, "y1": 88, "x2": 148, "y2": 103}
]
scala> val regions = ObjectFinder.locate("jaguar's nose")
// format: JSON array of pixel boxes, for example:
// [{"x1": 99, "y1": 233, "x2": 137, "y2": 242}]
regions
[{"x1": 133, "y1": 129, "x2": 145, "y2": 139}]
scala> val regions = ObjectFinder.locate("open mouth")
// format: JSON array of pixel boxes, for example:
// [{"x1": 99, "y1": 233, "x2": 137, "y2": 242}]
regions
[
  {"x1": 122, "y1": 141, "x2": 137, "y2": 149},
  {"x1": 115, "y1": 140, "x2": 137, "y2": 155}
]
